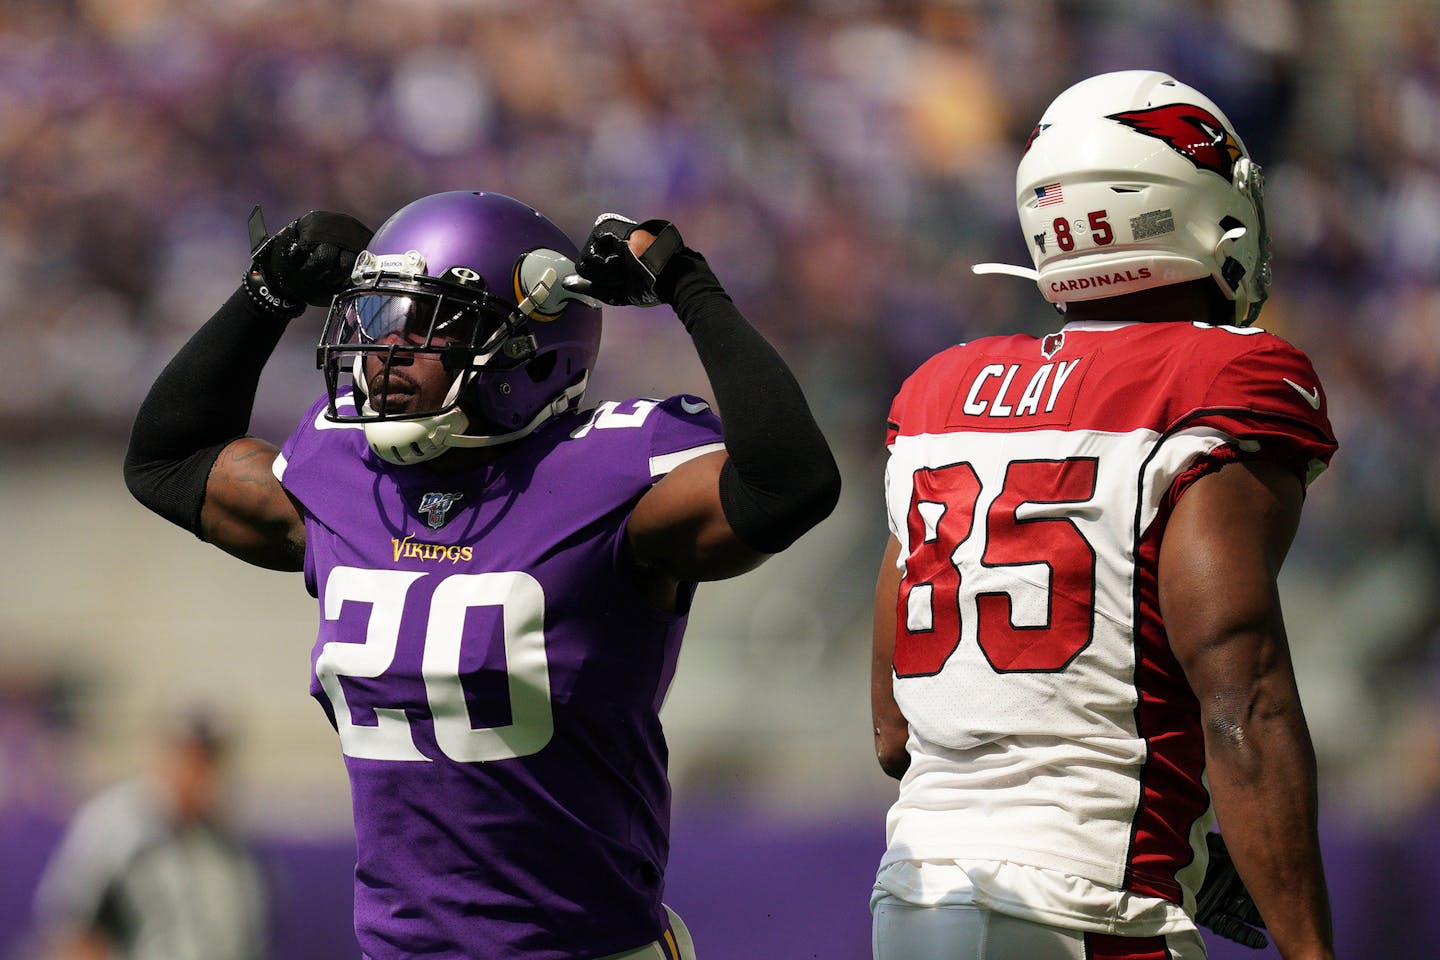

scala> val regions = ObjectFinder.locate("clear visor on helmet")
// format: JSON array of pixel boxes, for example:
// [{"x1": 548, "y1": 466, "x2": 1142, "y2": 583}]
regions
[
  {"x1": 317, "y1": 280, "x2": 529, "y2": 422},
  {"x1": 346, "y1": 293, "x2": 486, "y2": 345}
]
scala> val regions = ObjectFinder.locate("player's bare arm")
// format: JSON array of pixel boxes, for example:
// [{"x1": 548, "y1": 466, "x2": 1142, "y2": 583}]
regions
[
  {"x1": 568, "y1": 217, "x2": 841, "y2": 588},
  {"x1": 1161, "y1": 458, "x2": 1336, "y2": 960},
  {"x1": 199, "y1": 437, "x2": 304, "y2": 570},
  {"x1": 626, "y1": 450, "x2": 766, "y2": 582},
  {"x1": 125, "y1": 209, "x2": 372, "y2": 571},
  {"x1": 870, "y1": 535, "x2": 909, "y2": 780}
]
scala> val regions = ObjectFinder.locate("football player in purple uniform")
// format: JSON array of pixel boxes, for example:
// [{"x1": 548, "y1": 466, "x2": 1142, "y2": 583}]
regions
[
  {"x1": 870, "y1": 73, "x2": 1335, "y2": 959},
  {"x1": 125, "y1": 190, "x2": 840, "y2": 960}
]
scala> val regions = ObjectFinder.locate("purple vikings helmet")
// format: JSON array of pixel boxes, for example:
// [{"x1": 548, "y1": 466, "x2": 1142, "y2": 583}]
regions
[{"x1": 318, "y1": 191, "x2": 603, "y2": 465}]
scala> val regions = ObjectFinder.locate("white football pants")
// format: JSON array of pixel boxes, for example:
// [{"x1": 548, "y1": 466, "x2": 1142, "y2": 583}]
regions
[{"x1": 872, "y1": 899, "x2": 1206, "y2": 960}]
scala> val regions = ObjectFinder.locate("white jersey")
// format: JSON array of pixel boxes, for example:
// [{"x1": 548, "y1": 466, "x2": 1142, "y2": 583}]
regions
[{"x1": 879, "y1": 320, "x2": 1336, "y2": 934}]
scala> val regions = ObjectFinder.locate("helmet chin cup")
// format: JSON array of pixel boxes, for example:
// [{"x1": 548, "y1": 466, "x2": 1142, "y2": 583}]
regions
[
  {"x1": 362, "y1": 408, "x2": 470, "y2": 465},
  {"x1": 356, "y1": 371, "x2": 591, "y2": 465}
]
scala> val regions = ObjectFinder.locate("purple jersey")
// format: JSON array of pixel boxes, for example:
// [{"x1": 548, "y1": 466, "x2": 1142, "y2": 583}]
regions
[{"x1": 274, "y1": 392, "x2": 725, "y2": 960}]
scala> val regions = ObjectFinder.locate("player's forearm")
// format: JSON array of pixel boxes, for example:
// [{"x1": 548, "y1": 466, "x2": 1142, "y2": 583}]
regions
[
  {"x1": 1203, "y1": 678, "x2": 1335, "y2": 960},
  {"x1": 872, "y1": 537, "x2": 910, "y2": 779},
  {"x1": 659, "y1": 251, "x2": 840, "y2": 552},
  {"x1": 872, "y1": 661, "x2": 911, "y2": 779},
  {"x1": 124, "y1": 286, "x2": 285, "y2": 534}
]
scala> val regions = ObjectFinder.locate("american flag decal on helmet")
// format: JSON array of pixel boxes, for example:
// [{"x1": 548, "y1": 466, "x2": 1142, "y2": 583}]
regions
[{"x1": 1035, "y1": 182, "x2": 1065, "y2": 206}]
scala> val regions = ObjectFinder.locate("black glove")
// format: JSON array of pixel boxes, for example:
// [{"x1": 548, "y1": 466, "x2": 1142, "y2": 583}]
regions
[
  {"x1": 244, "y1": 205, "x2": 373, "y2": 319},
  {"x1": 562, "y1": 214, "x2": 685, "y2": 307},
  {"x1": 1196, "y1": 832, "x2": 1269, "y2": 949}
]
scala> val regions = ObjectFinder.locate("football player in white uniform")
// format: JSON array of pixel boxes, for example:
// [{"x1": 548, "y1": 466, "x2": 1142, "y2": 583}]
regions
[{"x1": 870, "y1": 71, "x2": 1336, "y2": 960}]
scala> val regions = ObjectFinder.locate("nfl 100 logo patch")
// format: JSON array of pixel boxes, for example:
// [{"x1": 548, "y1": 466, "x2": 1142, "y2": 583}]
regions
[{"x1": 418, "y1": 492, "x2": 464, "y2": 530}]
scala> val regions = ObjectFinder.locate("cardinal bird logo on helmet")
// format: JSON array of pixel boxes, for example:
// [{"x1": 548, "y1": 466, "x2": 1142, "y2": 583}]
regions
[
  {"x1": 1107, "y1": 104, "x2": 1243, "y2": 180},
  {"x1": 1022, "y1": 122, "x2": 1050, "y2": 156}
]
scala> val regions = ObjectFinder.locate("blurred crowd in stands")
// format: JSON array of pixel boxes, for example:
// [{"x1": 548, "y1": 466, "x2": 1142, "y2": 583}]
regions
[{"x1": 2, "y1": 0, "x2": 1439, "y2": 822}]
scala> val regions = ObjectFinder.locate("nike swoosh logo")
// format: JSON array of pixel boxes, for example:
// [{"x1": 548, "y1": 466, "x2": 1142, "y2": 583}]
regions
[
  {"x1": 1283, "y1": 378, "x2": 1321, "y2": 410},
  {"x1": 679, "y1": 398, "x2": 711, "y2": 415}
]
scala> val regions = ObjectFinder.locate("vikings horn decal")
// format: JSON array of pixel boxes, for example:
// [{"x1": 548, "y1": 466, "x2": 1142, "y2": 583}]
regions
[{"x1": 1107, "y1": 104, "x2": 1243, "y2": 180}]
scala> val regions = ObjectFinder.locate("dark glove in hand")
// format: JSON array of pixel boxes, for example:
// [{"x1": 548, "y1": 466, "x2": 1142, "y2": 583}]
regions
[
  {"x1": 1195, "y1": 832, "x2": 1269, "y2": 949},
  {"x1": 246, "y1": 209, "x2": 374, "y2": 318},
  {"x1": 562, "y1": 214, "x2": 683, "y2": 308}
]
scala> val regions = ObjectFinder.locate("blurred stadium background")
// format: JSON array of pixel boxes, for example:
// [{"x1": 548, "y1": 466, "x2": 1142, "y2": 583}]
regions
[{"x1": 2, "y1": 0, "x2": 1438, "y2": 956}]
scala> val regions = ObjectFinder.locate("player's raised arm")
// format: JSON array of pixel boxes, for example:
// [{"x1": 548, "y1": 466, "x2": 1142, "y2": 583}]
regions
[
  {"x1": 1161, "y1": 458, "x2": 1335, "y2": 960},
  {"x1": 123, "y1": 209, "x2": 372, "y2": 570},
  {"x1": 564, "y1": 216, "x2": 841, "y2": 582}
]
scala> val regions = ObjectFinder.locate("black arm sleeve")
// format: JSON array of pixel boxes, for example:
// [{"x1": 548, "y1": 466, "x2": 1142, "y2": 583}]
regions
[
  {"x1": 123, "y1": 287, "x2": 288, "y2": 536},
  {"x1": 658, "y1": 251, "x2": 841, "y2": 553}
]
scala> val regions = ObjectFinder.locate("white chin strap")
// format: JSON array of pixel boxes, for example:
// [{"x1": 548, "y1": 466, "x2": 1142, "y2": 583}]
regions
[
  {"x1": 971, "y1": 262, "x2": 1040, "y2": 280},
  {"x1": 361, "y1": 373, "x2": 590, "y2": 466},
  {"x1": 971, "y1": 262, "x2": 1066, "y2": 314}
]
